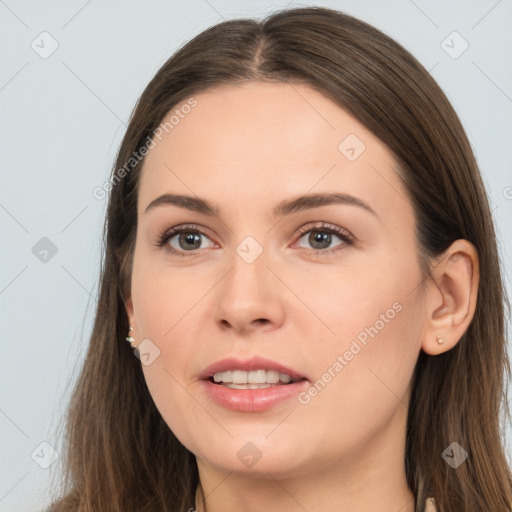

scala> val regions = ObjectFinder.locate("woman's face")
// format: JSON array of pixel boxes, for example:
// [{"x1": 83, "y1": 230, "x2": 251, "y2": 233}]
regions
[{"x1": 127, "y1": 81, "x2": 426, "y2": 478}]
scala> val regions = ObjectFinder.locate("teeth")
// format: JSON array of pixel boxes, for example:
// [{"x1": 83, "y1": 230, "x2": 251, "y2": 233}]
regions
[
  {"x1": 248, "y1": 369, "x2": 266, "y2": 384},
  {"x1": 224, "y1": 383, "x2": 273, "y2": 389},
  {"x1": 213, "y1": 370, "x2": 232, "y2": 383},
  {"x1": 212, "y1": 369, "x2": 294, "y2": 385},
  {"x1": 233, "y1": 370, "x2": 247, "y2": 384},
  {"x1": 266, "y1": 370, "x2": 279, "y2": 383}
]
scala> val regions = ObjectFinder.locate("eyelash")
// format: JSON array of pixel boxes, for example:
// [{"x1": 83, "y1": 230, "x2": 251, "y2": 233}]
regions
[{"x1": 155, "y1": 222, "x2": 354, "y2": 257}]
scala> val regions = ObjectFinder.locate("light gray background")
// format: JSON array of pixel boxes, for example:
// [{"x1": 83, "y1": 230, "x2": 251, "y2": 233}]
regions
[{"x1": 1, "y1": 0, "x2": 511, "y2": 510}]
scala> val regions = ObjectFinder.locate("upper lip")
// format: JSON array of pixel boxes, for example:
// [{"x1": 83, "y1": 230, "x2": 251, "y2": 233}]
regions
[{"x1": 199, "y1": 356, "x2": 308, "y2": 381}]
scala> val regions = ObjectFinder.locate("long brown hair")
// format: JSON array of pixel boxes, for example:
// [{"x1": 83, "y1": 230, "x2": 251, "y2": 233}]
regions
[{"x1": 48, "y1": 6, "x2": 512, "y2": 511}]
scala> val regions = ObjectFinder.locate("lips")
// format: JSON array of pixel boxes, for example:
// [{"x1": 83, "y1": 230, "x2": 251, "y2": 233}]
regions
[{"x1": 197, "y1": 356, "x2": 310, "y2": 412}]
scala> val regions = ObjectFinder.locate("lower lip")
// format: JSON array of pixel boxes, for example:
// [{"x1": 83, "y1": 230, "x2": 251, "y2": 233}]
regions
[{"x1": 200, "y1": 378, "x2": 309, "y2": 412}]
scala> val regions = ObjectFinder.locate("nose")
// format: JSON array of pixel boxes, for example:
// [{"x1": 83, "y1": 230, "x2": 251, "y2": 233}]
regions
[{"x1": 212, "y1": 244, "x2": 285, "y2": 335}]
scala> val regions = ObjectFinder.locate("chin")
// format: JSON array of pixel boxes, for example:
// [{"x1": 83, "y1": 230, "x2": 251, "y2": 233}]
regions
[{"x1": 191, "y1": 436, "x2": 314, "y2": 478}]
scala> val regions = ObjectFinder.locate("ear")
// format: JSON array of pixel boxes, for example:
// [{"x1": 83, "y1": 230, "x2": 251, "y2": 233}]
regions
[
  {"x1": 421, "y1": 239, "x2": 479, "y2": 355},
  {"x1": 123, "y1": 291, "x2": 137, "y2": 332}
]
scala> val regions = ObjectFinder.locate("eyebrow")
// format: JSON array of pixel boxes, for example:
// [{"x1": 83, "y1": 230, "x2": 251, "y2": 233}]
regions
[{"x1": 144, "y1": 192, "x2": 377, "y2": 217}]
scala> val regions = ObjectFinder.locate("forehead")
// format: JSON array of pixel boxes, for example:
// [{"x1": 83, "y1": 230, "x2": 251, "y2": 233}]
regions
[{"x1": 138, "y1": 81, "x2": 409, "y2": 220}]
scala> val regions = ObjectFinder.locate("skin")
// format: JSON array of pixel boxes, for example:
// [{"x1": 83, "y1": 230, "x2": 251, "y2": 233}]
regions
[{"x1": 125, "y1": 81, "x2": 479, "y2": 512}]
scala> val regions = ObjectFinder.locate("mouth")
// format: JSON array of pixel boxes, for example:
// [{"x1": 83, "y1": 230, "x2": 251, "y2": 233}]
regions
[
  {"x1": 208, "y1": 369, "x2": 306, "y2": 389},
  {"x1": 199, "y1": 356, "x2": 309, "y2": 388},
  {"x1": 199, "y1": 357, "x2": 310, "y2": 412}
]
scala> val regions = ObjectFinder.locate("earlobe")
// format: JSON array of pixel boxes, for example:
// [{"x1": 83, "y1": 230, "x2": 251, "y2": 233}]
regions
[{"x1": 421, "y1": 239, "x2": 479, "y2": 356}]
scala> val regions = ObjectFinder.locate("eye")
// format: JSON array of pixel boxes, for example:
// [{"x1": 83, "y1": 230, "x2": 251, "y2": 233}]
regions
[
  {"x1": 156, "y1": 224, "x2": 215, "y2": 256},
  {"x1": 294, "y1": 222, "x2": 354, "y2": 254},
  {"x1": 155, "y1": 221, "x2": 354, "y2": 257}
]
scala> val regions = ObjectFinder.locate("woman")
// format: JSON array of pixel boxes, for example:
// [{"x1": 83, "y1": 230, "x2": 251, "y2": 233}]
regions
[{"x1": 48, "y1": 6, "x2": 512, "y2": 511}]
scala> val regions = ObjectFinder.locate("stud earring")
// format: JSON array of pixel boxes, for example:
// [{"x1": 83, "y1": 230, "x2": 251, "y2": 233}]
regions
[
  {"x1": 126, "y1": 326, "x2": 137, "y2": 348},
  {"x1": 436, "y1": 335, "x2": 444, "y2": 345}
]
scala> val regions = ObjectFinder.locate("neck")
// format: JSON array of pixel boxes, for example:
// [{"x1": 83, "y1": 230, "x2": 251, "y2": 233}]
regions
[{"x1": 194, "y1": 404, "x2": 414, "y2": 512}]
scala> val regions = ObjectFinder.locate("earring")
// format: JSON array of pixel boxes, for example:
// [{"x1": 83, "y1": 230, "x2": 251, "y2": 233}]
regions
[
  {"x1": 436, "y1": 335, "x2": 444, "y2": 345},
  {"x1": 126, "y1": 326, "x2": 137, "y2": 348}
]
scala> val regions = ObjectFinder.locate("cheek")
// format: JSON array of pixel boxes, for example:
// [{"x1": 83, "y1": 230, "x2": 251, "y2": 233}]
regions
[
  {"x1": 130, "y1": 241, "x2": 204, "y2": 337},
  {"x1": 131, "y1": 249, "x2": 215, "y2": 441},
  {"x1": 295, "y1": 259, "x2": 424, "y2": 430}
]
